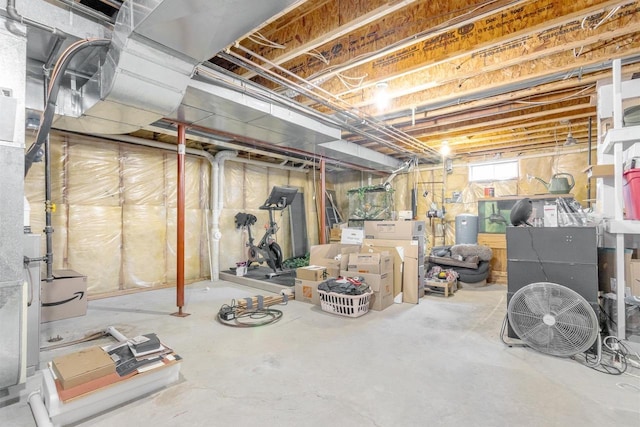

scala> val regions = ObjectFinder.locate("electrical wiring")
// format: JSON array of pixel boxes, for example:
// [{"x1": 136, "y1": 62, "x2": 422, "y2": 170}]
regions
[
  {"x1": 25, "y1": 37, "x2": 111, "y2": 176},
  {"x1": 581, "y1": 4, "x2": 624, "y2": 30},
  {"x1": 570, "y1": 335, "x2": 633, "y2": 376},
  {"x1": 512, "y1": 85, "x2": 595, "y2": 106},
  {"x1": 336, "y1": 72, "x2": 368, "y2": 90},
  {"x1": 216, "y1": 300, "x2": 284, "y2": 328},
  {"x1": 305, "y1": 49, "x2": 329, "y2": 65},
  {"x1": 247, "y1": 31, "x2": 286, "y2": 49}
]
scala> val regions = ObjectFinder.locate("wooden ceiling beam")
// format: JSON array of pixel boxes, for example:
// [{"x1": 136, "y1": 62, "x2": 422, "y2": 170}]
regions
[
  {"x1": 237, "y1": 0, "x2": 421, "y2": 79},
  {"x1": 351, "y1": 36, "x2": 640, "y2": 119},
  {"x1": 346, "y1": 9, "x2": 640, "y2": 113},
  {"x1": 410, "y1": 105, "x2": 595, "y2": 140},
  {"x1": 401, "y1": 95, "x2": 593, "y2": 133},
  {"x1": 376, "y1": 64, "x2": 640, "y2": 129},
  {"x1": 320, "y1": 0, "x2": 630, "y2": 100},
  {"x1": 350, "y1": 99, "x2": 593, "y2": 144},
  {"x1": 242, "y1": 0, "x2": 522, "y2": 83}
]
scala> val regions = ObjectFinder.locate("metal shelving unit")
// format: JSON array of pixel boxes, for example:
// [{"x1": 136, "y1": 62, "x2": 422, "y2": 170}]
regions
[{"x1": 599, "y1": 59, "x2": 640, "y2": 340}]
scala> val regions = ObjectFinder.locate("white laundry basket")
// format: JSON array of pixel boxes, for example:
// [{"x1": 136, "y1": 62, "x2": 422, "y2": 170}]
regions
[{"x1": 317, "y1": 290, "x2": 372, "y2": 318}]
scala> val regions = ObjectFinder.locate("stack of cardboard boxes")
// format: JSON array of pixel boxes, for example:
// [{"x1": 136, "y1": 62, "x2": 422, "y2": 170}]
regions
[
  {"x1": 341, "y1": 252, "x2": 394, "y2": 311},
  {"x1": 294, "y1": 220, "x2": 426, "y2": 310},
  {"x1": 361, "y1": 220, "x2": 426, "y2": 304},
  {"x1": 294, "y1": 265, "x2": 329, "y2": 305}
]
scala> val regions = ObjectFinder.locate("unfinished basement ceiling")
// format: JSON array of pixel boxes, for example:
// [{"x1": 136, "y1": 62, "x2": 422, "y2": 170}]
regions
[{"x1": 22, "y1": 0, "x2": 640, "y2": 165}]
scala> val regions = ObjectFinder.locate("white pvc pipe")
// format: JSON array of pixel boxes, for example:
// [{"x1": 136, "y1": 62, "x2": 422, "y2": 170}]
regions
[
  {"x1": 211, "y1": 151, "x2": 237, "y2": 281},
  {"x1": 28, "y1": 391, "x2": 54, "y2": 427},
  {"x1": 105, "y1": 326, "x2": 128, "y2": 342}
]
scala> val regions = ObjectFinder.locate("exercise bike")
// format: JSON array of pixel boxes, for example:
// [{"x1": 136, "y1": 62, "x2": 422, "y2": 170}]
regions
[{"x1": 234, "y1": 185, "x2": 298, "y2": 276}]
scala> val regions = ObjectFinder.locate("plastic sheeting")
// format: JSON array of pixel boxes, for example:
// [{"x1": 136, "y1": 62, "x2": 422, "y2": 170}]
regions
[
  {"x1": 24, "y1": 133, "x2": 211, "y2": 297},
  {"x1": 330, "y1": 148, "x2": 593, "y2": 254},
  {"x1": 122, "y1": 205, "x2": 167, "y2": 288},
  {"x1": 218, "y1": 163, "x2": 315, "y2": 272},
  {"x1": 68, "y1": 205, "x2": 122, "y2": 294},
  {"x1": 67, "y1": 141, "x2": 121, "y2": 206},
  {"x1": 122, "y1": 147, "x2": 165, "y2": 205}
]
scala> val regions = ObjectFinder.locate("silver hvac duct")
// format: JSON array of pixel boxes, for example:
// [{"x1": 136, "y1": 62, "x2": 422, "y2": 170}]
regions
[{"x1": 53, "y1": 0, "x2": 300, "y2": 134}]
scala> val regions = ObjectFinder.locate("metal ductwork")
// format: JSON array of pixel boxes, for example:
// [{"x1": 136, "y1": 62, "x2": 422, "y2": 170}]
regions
[
  {"x1": 19, "y1": 0, "x2": 403, "y2": 170},
  {"x1": 52, "y1": 0, "x2": 300, "y2": 134}
]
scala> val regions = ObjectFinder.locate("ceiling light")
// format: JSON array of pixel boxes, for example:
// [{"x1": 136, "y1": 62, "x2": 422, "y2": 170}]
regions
[
  {"x1": 440, "y1": 140, "x2": 451, "y2": 157},
  {"x1": 564, "y1": 132, "x2": 577, "y2": 146},
  {"x1": 375, "y1": 81, "x2": 389, "y2": 110},
  {"x1": 563, "y1": 121, "x2": 577, "y2": 146}
]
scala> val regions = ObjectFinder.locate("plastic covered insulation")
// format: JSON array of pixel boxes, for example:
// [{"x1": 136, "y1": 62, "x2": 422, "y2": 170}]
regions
[
  {"x1": 25, "y1": 132, "x2": 318, "y2": 296},
  {"x1": 24, "y1": 133, "x2": 210, "y2": 296},
  {"x1": 331, "y1": 148, "x2": 593, "y2": 252},
  {"x1": 218, "y1": 162, "x2": 314, "y2": 274}
]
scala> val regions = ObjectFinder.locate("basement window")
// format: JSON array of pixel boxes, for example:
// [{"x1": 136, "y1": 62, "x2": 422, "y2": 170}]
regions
[{"x1": 469, "y1": 160, "x2": 518, "y2": 182}]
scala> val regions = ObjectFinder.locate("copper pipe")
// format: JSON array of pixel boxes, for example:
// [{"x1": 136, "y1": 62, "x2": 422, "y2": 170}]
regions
[
  {"x1": 172, "y1": 124, "x2": 189, "y2": 317},
  {"x1": 320, "y1": 158, "x2": 326, "y2": 244}
]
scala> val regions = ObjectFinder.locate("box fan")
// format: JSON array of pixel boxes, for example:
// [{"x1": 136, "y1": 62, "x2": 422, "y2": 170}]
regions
[{"x1": 507, "y1": 282, "x2": 600, "y2": 357}]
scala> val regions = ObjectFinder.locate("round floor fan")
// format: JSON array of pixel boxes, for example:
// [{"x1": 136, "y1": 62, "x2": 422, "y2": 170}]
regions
[{"x1": 507, "y1": 282, "x2": 599, "y2": 357}]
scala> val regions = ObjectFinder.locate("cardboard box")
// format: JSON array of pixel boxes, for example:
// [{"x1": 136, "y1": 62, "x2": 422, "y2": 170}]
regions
[
  {"x1": 362, "y1": 239, "x2": 424, "y2": 299},
  {"x1": 309, "y1": 244, "x2": 360, "y2": 277},
  {"x1": 341, "y1": 270, "x2": 393, "y2": 311},
  {"x1": 583, "y1": 164, "x2": 614, "y2": 179},
  {"x1": 329, "y1": 227, "x2": 342, "y2": 242},
  {"x1": 397, "y1": 210, "x2": 414, "y2": 220},
  {"x1": 296, "y1": 265, "x2": 327, "y2": 282},
  {"x1": 369, "y1": 291, "x2": 394, "y2": 311},
  {"x1": 294, "y1": 279, "x2": 322, "y2": 305},
  {"x1": 629, "y1": 259, "x2": 640, "y2": 297},
  {"x1": 41, "y1": 270, "x2": 88, "y2": 323},
  {"x1": 347, "y1": 253, "x2": 393, "y2": 274},
  {"x1": 598, "y1": 248, "x2": 632, "y2": 293},
  {"x1": 340, "y1": 228, "x2": 364, "y2": 245},
  {"x1": 51, "y1": 346, "x2": 115, "y2": 390},
  {"x1": 364, "y1": 220, "x2": 425, "y2": 240},
  {"x1": 403, "y1": 255, "x2": 421, "y2": 304},
  {"x1": 340, "y1": 270, "x2": 392, "y2": 294}
]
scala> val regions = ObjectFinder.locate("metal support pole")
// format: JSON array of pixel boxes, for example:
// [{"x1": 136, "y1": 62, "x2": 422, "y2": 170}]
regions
[
  {"x1": 172, "y1": 124, "x2": 190, "y2": 317},
  {"x1": 43, "y1": 69, "x2": 54, "y2": 282},
  {"x1": 320, "y1": 159, "x2": 326, "y2": 244},
  {"x1": 587, "y1": 116, "x2": 592, "y2": 209}
]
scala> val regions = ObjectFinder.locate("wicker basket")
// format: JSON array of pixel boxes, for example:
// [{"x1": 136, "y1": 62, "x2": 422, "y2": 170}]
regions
[{"x1": 317, "y1": 290, "x2": 372, "y2": 318}]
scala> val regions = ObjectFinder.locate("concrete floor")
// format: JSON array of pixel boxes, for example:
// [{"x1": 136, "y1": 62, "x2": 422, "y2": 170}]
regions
[{"x1": 1, "y1": 281, "x2": 639, "y2": 426}]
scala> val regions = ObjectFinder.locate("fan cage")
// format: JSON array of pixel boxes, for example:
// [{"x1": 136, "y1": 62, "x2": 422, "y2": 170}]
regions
[{"x1": 507, "y1": 282, "x2": 599, "y2": 357}]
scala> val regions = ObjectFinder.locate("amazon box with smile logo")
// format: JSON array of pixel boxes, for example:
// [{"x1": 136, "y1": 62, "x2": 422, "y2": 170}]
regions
[{"x1": 41, "y1": 270, "x2": 88, "y2": 323}]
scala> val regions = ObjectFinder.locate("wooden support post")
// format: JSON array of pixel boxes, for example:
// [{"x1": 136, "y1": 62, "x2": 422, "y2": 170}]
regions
[{"x1": 172, "y1": 124, "x2": 190, "y2": 317}]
